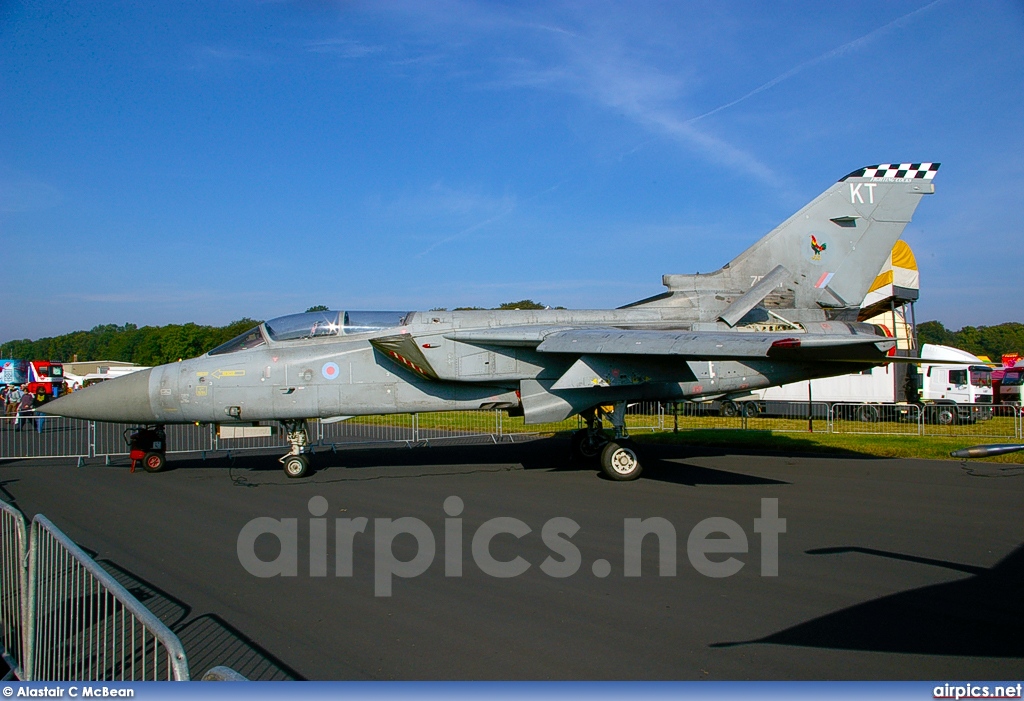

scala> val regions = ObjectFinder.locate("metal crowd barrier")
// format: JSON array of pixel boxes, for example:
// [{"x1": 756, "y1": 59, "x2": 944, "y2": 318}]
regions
[
  {"x1": 830, "y1": 402, "x2": 922, "y2": 435},
  {"x1": 0, "y1": 416, "x2": 90, "y2": 462},
  {"x1": 918, "y1": 403, "x2": 1020, "y2": 440},
  {"x1": 92, "y1": 422, "x2": 217, "y2": 460},
  {"x1": 317, "y1": 411, "x2": 582, "y2": 449},
  {"x1": 201, "y1": 665, "x2": 249, "y2": 681},
  {"x1": 745, "y1": 401, "x2": 833, "y2": 433},
  {"x1": 318, "y1": 414, "x2": 417, "y2": 447},
  {"x1": 2, "y1": 404, "x2": 1022, "y2": 464},
  {"x1": 0, "y1": 502, "x2": 248, "y2": 681},
  {"x1": 0, "y1": 501, "x2": 27, "y2": 680},
  {"x1": 623, "y1": 401, "x2": 665, "y2": 432},
  {"x1": 665, "y1": 400, "x2": 833, "y2": 433},
  {"x1": 27, "y1": 515, "x2": 190, "y2": 680}
]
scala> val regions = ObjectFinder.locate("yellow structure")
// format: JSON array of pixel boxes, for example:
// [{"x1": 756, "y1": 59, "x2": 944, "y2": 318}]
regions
[{"x1": 859, "y1": 240, "x2": 919, "y2": 351}]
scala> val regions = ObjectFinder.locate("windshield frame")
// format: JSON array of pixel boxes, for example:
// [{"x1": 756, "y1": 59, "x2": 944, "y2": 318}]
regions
[{"x1": 207, "y1": 326, "x2": 268, "y2": 356}]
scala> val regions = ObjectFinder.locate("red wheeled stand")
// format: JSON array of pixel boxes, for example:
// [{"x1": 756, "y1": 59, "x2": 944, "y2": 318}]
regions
[{"x1": 126, "y1": 426, "x2": 167, "y2": 473}]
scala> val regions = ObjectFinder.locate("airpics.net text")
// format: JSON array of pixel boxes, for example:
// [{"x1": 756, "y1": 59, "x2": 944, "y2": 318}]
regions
[{"x1": 237, "y1": 497, "x2": 786, "y2": 596}]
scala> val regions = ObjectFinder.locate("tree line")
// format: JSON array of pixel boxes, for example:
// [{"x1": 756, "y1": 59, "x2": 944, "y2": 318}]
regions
[
  {"x1": 1, "y1": 319, "x2": 261, "y2": 367},
  {"x1": 3, "y1": 314, "x2": 1020, "y2": 367},
  {"x1": 916, "y1": 321, "x2": 1024, "y2": 362}
]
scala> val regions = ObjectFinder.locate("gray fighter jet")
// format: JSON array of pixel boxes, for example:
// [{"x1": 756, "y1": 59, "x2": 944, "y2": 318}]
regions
[{"x1": 45, "y1": 163, "x2": 940, "y2": 479}]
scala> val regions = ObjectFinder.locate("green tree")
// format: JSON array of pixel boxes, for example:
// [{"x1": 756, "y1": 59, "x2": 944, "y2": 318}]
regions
[
  {"x1": 917, "y1": 321, "x2": 956, "y2": 347},
  {"x1": 1, "y1": 317, "x2": 264, "y2": 365},
  {"x1": 917, "y1": 320, "x2": 1024, "y2": 361},
  {"x1": 305, "y1": 305, "x2": 330, "y2": 312},
  {"x1": 496, "y1": 299, "x2": 546, "y2": 310}
]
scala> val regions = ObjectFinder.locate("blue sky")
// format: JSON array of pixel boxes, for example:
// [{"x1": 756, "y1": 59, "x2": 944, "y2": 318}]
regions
[{"x1": 1, "y1": 0, "x2": 1022, "y2": 342}]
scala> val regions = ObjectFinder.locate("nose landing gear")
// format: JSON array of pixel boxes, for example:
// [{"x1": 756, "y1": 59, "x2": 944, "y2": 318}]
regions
[{"x1": 279, "y1": 420, "x2": 312, "y2": 478}]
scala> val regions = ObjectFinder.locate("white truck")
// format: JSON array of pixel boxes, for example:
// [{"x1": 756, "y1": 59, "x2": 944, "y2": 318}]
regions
[
  {"x1": 712, "y1": 343, "x2": 992, "y2": 424},
  {"x1": 914, "y1": 343, "x2": 993, "y2": 424}
]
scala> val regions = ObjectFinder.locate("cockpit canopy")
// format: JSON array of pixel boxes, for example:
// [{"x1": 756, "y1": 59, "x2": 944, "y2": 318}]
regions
[{"x1": 208, "y1": 310, "x2": 409, "y2": 356}]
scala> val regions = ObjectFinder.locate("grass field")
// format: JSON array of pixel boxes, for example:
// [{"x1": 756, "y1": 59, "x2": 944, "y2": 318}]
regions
[
  {"x1": 631, "y1": 429, "x2": 1024, "y2": 463},
  {"x1": 332, "y1": 410, "x2": 1024, "y2": 463},
  {"x1": 400, "y1": 410, "x2": 1020, "y2": 441},
  {"x1": 333, "y1": 411, "x2": 581, "y2": 435}
]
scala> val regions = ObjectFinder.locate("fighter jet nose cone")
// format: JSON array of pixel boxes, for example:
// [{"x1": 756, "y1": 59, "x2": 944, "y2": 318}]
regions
[{"x1": 42, "y1": 368, "x2": 157, "y2": 423}]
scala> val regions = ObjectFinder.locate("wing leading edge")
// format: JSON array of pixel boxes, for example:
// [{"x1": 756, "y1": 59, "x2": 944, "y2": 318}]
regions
[{"x1": 444, "y1": 325, "x2": 894, "y2": 359}]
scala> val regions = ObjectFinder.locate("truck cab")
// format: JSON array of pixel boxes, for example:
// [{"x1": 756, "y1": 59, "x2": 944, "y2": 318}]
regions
[
  {"x1": 995, "y1": 364, "x2": 1023, "y2": 406},
  {"x1": 26, "y1": 360, "x2": 65, "y2": 398},
  {"x1": 916, "y1": 344, "x2": 992, "y2": 424}
]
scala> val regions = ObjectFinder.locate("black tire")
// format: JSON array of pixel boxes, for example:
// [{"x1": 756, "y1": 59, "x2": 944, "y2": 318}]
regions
[
  {"x1": 142, "y1": 451, "x2": 166, "y2": 473},
  {"x1": 570, "y1": 429, "x2": 604, "y2": 463},
  {"x1": 857, "y1": 405, "x2": 880, "y2": 423},
  {"x1": 600, "y1": 440, "x2": 642, "y2": 481},
  {"x1": 283, "y1": 454, "x2": 309, "y2": 478},
  {"x1": 742, "y1": 402, "x2": 760, "y2": 418},
  {"x1": 720, "y1": 401, "x2": 738, "y2": 418},
  {"x1": 936, "y1": 407, "x2": 957, "y2": 426}
]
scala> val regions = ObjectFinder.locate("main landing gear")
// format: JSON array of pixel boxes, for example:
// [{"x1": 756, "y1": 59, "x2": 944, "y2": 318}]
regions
[
  {"x1": 126, "y1": 426, "x2": 167, "y2": 473},
  {"x1": 279, "y1": 420, "x2": 312, "y2": 478},
  {"x1": 570, "y1": 402, "x2": 643, "y2": 481}
]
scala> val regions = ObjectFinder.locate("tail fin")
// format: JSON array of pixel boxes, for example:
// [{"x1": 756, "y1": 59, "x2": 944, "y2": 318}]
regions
[{"x1": 656, "y1": 163, "x2": 939, "y2": 316}]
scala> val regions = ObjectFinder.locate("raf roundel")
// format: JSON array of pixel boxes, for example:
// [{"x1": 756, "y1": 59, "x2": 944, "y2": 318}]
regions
[{"x1": 322, "y1": 362, "x2": 340, "y2": 380}]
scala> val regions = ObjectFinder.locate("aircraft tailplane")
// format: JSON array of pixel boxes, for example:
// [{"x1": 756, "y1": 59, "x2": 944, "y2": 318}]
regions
[{"x1": 654, "y1": 163, "x2": 939, "y2": 316}]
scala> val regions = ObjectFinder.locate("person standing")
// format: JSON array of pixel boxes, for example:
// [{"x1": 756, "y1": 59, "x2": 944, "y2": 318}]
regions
[
  {"x1": 15, "y1": 387, "x2": 33, "y2": 432},
  {"x1": 34, "y1": 390, "x2": 46, "y2": 433},
  {"x1": 7, "y1": 384, "x2": 22, "y2": 417}
]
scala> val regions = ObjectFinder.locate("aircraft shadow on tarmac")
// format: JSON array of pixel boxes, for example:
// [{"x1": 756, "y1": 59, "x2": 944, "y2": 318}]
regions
[
  {"x1": 712, "y1": 544, "x2": 1024, "y2": 658},
  {"x1": 159, "y1": 436, "x2": 789, "y2": 488},
  {"x1": 93, "y1": 558, "x2": 304, "y2": 680}
]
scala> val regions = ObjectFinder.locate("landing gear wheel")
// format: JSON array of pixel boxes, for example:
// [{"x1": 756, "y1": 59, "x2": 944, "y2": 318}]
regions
[
  {"x1": 570, "y1": 429, "x2": 604, "y2": 462},
  {"x1": 142, "y1": 451, "x2": 166, "y2": 473},
  {"x1": 600, "y1": 440, "x2": 642, "y2": 481},
  {"x1": 283, "y1": 454, "x2": 309, "y2": 479},
  {"x1": 720, "y1": 401, "x2": 738, "y2": 418},
  {"x1": 742, "y1": 402, "x2": 760, "y2": 418}
]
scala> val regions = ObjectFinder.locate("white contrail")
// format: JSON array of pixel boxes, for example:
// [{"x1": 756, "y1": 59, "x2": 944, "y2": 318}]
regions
[
  {"x1": 687, "y1": 0, "x2": 946, "y2": 124},
  {"x1": 416, "y1": 179, "x2": 567, "y2": 257}
]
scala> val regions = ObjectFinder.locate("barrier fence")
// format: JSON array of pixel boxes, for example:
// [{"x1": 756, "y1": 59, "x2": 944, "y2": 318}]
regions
[
  {"x1": 0, "y1": 501, "x2": 27, "y2": 680},
  {"x1": 919, "y1": 403, "x2": 1020, "y2": 440},
  {"x1": 666, "y1": 400, "x2": 835, "y2": 433},
  {"x1": 0, "y1": 502, "x2": 246, "y2": 681},
  {"x1": 28, "y1": 515, "x2": 190, "y2": 681},
  {"x1": 1, "y1": 403, "x2": 1021, "y2": 463},
  {"x1": 831, "y1": 402, "x2": 922, "y2": 435}
]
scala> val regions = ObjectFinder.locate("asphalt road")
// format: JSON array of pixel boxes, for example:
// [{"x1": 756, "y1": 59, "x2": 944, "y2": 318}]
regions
[{"x1": 1, "y1": 438, "x2": 1022, "y2": 680}]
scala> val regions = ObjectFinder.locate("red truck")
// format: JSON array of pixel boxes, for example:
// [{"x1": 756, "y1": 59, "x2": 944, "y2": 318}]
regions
[
  {"x1": 993, "y1": 354, "x2": 1023, "y2": 406},
  {"x1": 0, "y1": 359, "x2": 66, "y2": 397}
]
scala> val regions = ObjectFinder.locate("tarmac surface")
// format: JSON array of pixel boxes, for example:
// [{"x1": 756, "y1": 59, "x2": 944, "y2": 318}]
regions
[{"x1": 1, "y1": 437, "x2": 1022, "y2": 680}]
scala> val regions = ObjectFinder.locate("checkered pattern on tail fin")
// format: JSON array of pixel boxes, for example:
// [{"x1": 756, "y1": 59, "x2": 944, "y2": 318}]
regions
[{"x1": 840, "y1": 163, "x2": 940, "y2": 181}]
